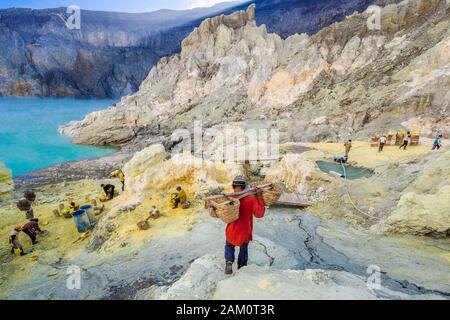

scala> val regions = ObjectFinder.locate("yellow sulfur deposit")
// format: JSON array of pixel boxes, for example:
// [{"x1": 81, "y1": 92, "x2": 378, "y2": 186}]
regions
[
  {"x1": 0, "y1": 163, "x2": 14, "y2": 200},
  {"x1": 0, "y1": 179, "x2": 114, "y2": 298}
]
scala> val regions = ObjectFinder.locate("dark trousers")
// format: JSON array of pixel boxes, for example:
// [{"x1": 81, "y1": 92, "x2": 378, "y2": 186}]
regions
[
  {"x1": 173, "y1": 198, "x2": 181, "y2": 208},
  {"x1": 106, "y1": 186, "x2": 115, "y2": 199},
  {"x1": 23, "y1": 230, "x2": 37, "y2": 244},
  {"x1": 225, "y1": 241, "x2": 249, "y2": 269},
  {"x1": 432, "y1": 144, "x2": 441, "y2": 150},
  {"x1": 378, "y1": 143, "x2": 385, "y2": 152},
  {"x1": 399, "y1": 141, "x2": 408, "y2": 150},
  {"x1": 120, "y1": 181, "x2": 125, "y2": 192}
]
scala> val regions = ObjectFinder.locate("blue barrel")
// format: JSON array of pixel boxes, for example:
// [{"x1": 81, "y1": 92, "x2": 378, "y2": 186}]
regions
[
  {"x1": 80, "y1": 205, "x2": 96, "y2": 225},
  {"x1": 72, "y1": 210, "x2": 91, "y2": 233}
]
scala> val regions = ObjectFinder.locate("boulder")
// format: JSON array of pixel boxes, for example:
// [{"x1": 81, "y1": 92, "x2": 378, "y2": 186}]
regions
[
  {"x1": 122, "y1": 144, "x2": 242, "y2": 203},
  {"x1": 0, "y1": 163, "x2": 13, "y2": 201},
  {"x1": 372, "y1": 151, "x2": 450, "y2": 237},
  {"x1": 263, "y1": 154, "x2": 321, "y2": 193}
]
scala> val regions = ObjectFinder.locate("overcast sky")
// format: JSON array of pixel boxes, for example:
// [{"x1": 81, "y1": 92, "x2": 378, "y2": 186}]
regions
[{"x1": 0, "y1": 0, "x2": 241, "y2": 12}]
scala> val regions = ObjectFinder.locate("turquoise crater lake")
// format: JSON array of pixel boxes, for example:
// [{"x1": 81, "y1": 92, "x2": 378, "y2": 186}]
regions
[{"x1": 0, "y1": 98, "x2": 117, "y2": 177}]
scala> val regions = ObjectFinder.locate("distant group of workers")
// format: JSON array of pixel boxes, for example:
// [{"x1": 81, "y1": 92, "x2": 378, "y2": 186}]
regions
[
  {"x1": 375, "y1": 131, "x2": 412, "y2": 153},
  {"x1": 100, "y1": 169, "x2": 191, "y2": 210},
  {"x1": 377, "y1": 132, "x2": 443, "y2": 153},
  {"x1": 342, "y1": 132, "x2": 444, "y2": 158},
  {"x1": 9, "y1": 165, "x2": 195, "y2": 258},
  {"x1": 9, "y1": 169, "x2": 126, "y2": 257}
]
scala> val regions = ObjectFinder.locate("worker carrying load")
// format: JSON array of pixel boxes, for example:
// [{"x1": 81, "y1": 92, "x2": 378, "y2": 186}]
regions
[
  {"x1": 170, "y1": 186, "x2": 189, "y2": 209},
  {"x1": 101, "y1": 184, "x2": 115, "y2": 200},
  {"x1": 379, "y1": 135, "x2": 387, "y2": 153},
  {"x1": 9, "y1": 226, "x2": 26, "y2": 256},
  {"x1": 432, "y1": 134, "x2": 443, "y2": 150},
  {"x1": 22, "y1": 218, "x2": 46, "y2": 245},
  {"x1": 344, "y1": 140, "x2": 353, "y2": 158},
  {"x1": 111, "y1": 169, "x2": 125, "y2": 191},
  {"x1": 399, "y1": 131, "x2": 411, "y2": 150},
  {"x1": 224, "y1": 176, "x2": 265, "y2": 275}
]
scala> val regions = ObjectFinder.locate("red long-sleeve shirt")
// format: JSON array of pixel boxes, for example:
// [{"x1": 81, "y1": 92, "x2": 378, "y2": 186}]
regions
[{"x1": 226, "y1": 195, "x2": 265, "y2": 246}]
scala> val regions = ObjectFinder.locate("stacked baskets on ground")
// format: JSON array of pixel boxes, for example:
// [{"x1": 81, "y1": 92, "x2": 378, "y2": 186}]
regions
[
  {"x1": 17, "y1": 199, "x2": 32, "y2": 211},
  {"x1": 206, "y1": 195, "x2": 240, "y2": 224},
  {"x1": 250, "y1": 181, "x2": 283, "y2": 207},
  {"x1": 23, "y1": 190, "x2": 36, "y2": 202}
]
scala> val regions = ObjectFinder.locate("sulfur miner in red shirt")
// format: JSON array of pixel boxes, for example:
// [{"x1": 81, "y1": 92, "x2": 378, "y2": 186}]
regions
[{"x1": 225, "y1": 176, "x2": 265, "y2": 275}]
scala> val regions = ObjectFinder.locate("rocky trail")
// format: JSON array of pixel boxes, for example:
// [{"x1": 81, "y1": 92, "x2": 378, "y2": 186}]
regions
[{"x1": 6, "y1": 208, "x2": 448, "y2": 300}]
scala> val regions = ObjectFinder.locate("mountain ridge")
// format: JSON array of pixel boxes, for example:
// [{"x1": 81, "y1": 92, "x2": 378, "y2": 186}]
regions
[
  {"x1": 60, "y1": 0, "x2": 450, "y2": 145},
  {"x1": 1, "y1": 0, "x2": 396, "y2": 98}
]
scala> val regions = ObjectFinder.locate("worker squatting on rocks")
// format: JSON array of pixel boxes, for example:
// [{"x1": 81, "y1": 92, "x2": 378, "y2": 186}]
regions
[
  {"x1": 171, "y1": 186, "x2": 189, "y2": 209},
  {"x1": 101, "y1": 184, "x2": 115, "y2": 200},
  {"x1": 69, "y1": 202, "x2": 79, "y2": 213},
  {"x1": 225, "y1": 176, "x2": 265, "y2": 275},
  {"x1": 111, "y1": 169, "x2": 125, "y2": 191},
  {"x1": 9, "y1": 226, "x2": 25, "y2": 256}
]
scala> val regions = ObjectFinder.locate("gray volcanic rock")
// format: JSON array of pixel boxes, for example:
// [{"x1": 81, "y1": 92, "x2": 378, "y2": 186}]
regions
[
  {"x1": 0, "y1": 163, "x2": 13, "y2": 201},
  {"x1": 234, "y1": 0, "x2": 401, "y2": 38},
  {"x1": 61, "y1": 0, "x2": 450, "y2": 145},
  {"x1": 0, "y1": 3, "x2": 243, "y2": 98},
  {"x1": 1, "y1": 0, "x2": 393, "y2": 98}
]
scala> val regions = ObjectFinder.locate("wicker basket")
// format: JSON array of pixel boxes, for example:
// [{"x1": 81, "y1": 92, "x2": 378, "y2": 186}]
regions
[
  {"x1": 24, "y1": 190, "x2": 36, "y2": 202},
  {"x1": 251, "y1": 181, "x2": 283, "y2": 207},
  {"x1": 137, "y1": 220, "x2": 150, "y2": 230},
  {"x1": 208, "y1": 195, "x2": 240, "y2": 224},
  {"x1": 17, "y1": 199, "x2": 32, "y2": 211}
]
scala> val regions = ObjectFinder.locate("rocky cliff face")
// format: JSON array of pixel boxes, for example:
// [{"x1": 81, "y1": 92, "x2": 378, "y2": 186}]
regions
[
  {"x1": 61, "y1": 0, "x2": 450, "y2": 145},
  {"x1": 235, "y1": 0, "x2": 400, "y2": 37},
  {"x1": 0, "y1": 163, "x2": 13, "y2": 201},
  {"x1": 1, "y1": 0, "x2": 393, "y2": 98},
  {"x1": 0, "y1": 4, "x2": 242, "y2": 98}
]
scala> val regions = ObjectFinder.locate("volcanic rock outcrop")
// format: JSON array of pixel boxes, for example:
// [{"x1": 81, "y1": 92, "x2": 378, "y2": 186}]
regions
[
  {"x1": 372, "y1": 150, "x2": 450, "y2": 238},
  {"x1": 61, "y1": 0, "x2": 450, "y2": 145},
  {"x1": 0, "y1": 163, "x2": 13, "y2": 201},
  {"x1": 1, "y1": 1, "x2": 392, "y2": 98}
]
